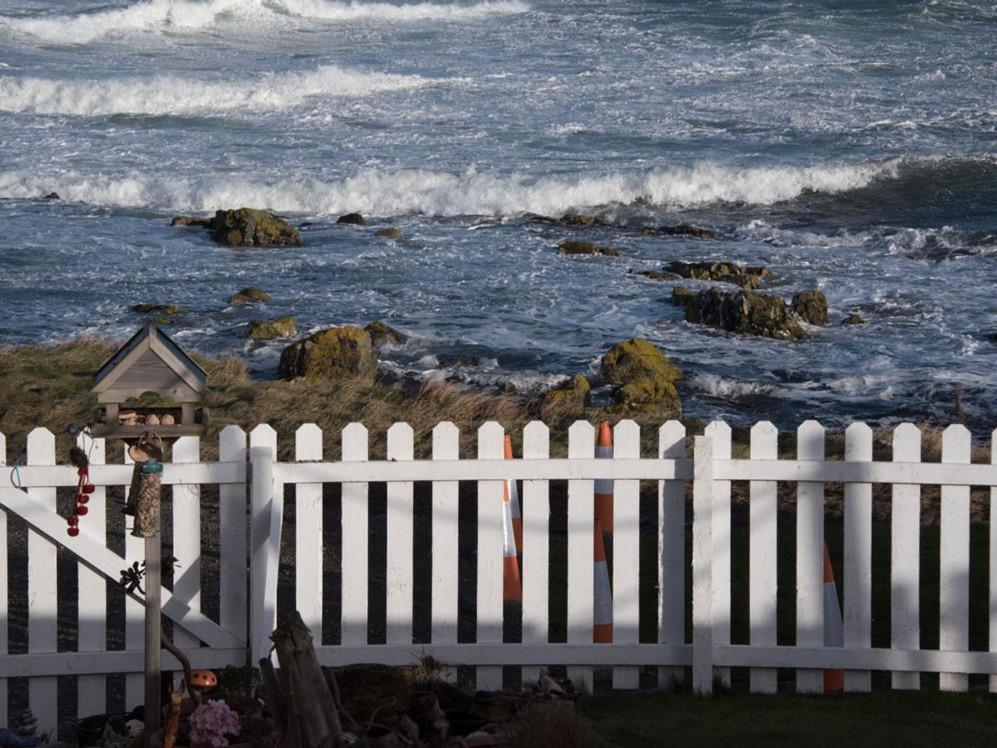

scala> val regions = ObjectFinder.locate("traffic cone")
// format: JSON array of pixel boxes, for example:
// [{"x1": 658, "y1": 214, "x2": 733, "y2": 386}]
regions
[
  {"x1": 593, "y1": 519, "x2": 613, "y2": 643},
  {"x1": 504, "y1": 435, "x2": 523, "y2": 554},
  {"x1": 502, "y1": 475, "x2": 522, "y2": 602},
  {"x1": 595, "y1": 421, "x2": 614, "y2": 534},
  {"x1": 823, "y1": 544, "x2": 844, "y2": 692}
]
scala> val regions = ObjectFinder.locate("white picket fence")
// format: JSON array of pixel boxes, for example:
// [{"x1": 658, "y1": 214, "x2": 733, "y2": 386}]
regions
[{"x1": 0, "y1": 420, "x2": 996, "y2": 736}]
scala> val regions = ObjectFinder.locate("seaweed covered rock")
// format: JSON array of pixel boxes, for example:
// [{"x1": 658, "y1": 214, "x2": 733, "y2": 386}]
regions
[
  {"x1": 278, "y1": 325, "x2": 377, "y2": 380},
  {"x1": 663, "y1": 261, "x2": 770, "y2": 289},
  {"x1": 792, "y1": 290, "x2": 829, "y2": 326},
  {"x1": 374, "y1": 227, "x2": 402, "y2": 240},
  {"x1": 670, "y1": 285, "x2": 696, "y2": 307},
  {"x1": 678, "y1": 288, "x2": 806, "y2": 340},
  {"x1": 842, "y1": 312, "x2": 867, "y2": 326},
  {"x1": 228, "y1": 286, "x2": 270, "y2": 305},
  {"x1": 557, "y1": 240, "x2": 619, "y2": 257},
  {"x1": 365, "y1": 320, "x2": 408, "y2": 347},
  {"x1": 174, "y1": 208, "x2": 300, "y2": 247},
  {"x1": 628, "y1": 268, "x2": 677, "y2": 281},
  {"x1": 556, "y1": 213, "x2": 608, "y2": 227},
  {"x1": 602, "y1": 338, "x2": 682, "y2": 417},
  {"x1": 540, "y1": 374, "x2": 591, "y2": 412},
  {"x1": 248, "y1": 316, "x2": 298, "y2": 340},
  {"x1": 131, "y1": 303, "x2": 185, "y2": 324}
]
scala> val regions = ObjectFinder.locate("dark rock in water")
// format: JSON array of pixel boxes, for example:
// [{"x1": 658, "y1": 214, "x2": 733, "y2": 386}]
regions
[
  {"x1": 670, "y1": 285, "x2": 696, "y2": 307},
  {"x1": 131, "y1": 303, "x2": 185, "y2": 325},
  {"x1": 842, "y1": 312, "x2": 868, "y2": 326},
  {"x1": 682, "y1": 288, "x2": 806, "y2": 340},
  {"x1": 540, "y1": 374, "x2": 591, "y2": 413},
  {"x1": 248, "y1": 316, "x2": 298, "y2": 340},
  {"x1": 337, "y1": 212, "x2": 366, "y2": 226},
  {"x1": 42, "y1": 192, "x2": 60, "y2": 201},
  {"x1": 644, "y1": 224, "x2": 716, "y2": 239},
  {"x1": 374, "y1": 227, "x2": 402, "y2": 240},
  {"x1": 228, "y1": 286, "x2": 270, "y2": 305},
  {"x1": 173, "y1": 208, "x2": 300, "y2": 247},
  {"x1": 437, "y1": 353, "x2": 481, "y2": 368},
  {"x1": 278, "y1": 325, "x2": 377, "y2": 381},
  {"x1": 602, "y1": 338, "x2": 682, "y2": 417},
  {"x1": 792, "y1": 290, "x2": 829, "y2": 326},
  {"x1": 557, "y1": 212, "x2": 608, "y2": 228},
  {"x1": 558, "y1": 240, "x2": 619, "y2": 257},
  {"x1": 365, "y1": 320, "x2": 407, "y2": 347},
  {"x1": 628, "y1": 268, "x2": 680, "y2": 281},
  {"x1": 663, "y1": 261, "x2": 770, "y2": 289}
]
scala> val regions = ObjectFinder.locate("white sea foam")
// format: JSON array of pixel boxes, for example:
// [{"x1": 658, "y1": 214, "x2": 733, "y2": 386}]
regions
[
  {"x1": 0, "y1": 0, "x2": 529, "y2": 44},
  {"x1": 691, "y1": 373, "x2": 774, "y2": 399},
  {"x1": 0, "y1": 65, "x2": 432, "y2": 116},
  {"x1": 0, "y1": 161, "x2": 899, "y2": 214}
]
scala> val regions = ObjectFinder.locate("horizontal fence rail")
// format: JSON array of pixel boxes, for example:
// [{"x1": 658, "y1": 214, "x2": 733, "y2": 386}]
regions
[{"x1": 0, "y1": 420, "x2": 995, "y2": 735}]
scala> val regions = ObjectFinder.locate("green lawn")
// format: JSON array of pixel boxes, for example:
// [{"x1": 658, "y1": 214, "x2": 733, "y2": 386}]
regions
[{"x1": 582, "y1": 689, "x2": 997, "y2": 746}]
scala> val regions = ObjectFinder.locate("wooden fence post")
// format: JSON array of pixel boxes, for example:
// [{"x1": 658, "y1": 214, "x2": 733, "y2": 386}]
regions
[
  {"x1": 27, "y1": 428, "x2": 57, "y2": 733},
  {"x1": 250, "y1": 425, "x2": 279, "y2": 665},
  {"x1": 692, "y1": 434, "x2": 714, "y2": 695}
]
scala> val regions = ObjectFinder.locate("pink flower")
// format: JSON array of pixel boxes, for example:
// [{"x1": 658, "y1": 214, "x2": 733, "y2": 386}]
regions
[{"x1": 190, "y1": 699, "x2": 240, "y2": 748}]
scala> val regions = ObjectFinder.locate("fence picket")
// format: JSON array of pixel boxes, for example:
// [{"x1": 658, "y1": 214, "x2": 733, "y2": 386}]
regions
[
  {"x1": 0, "y1": 432, "x2": 7, "y2": 728},
  {"x1": 939, "y1": 424, "x2": 970, "y2": 692},
  {"x1": 705, "y1": 420, "x2": 731, "y2": 688},
  {"x1": 658, "y1": 421, "x2": 685, "y2": 689},
  {"x1": 991, "y1": 429, "x2": 997, "y2": 694},
  {"x1": 843, "y1": 422, "x2": 873, "y2": 692},
  {"x1": 612, "y1": 421, "x2": 640, "y2": 689},
  {"x1": 692, "y1": 435, "x2": 715, "y2": 695},
  {"x1": 891, "y1": 423, "x2": 921, "y2": 690},
  {"x1": 218, "y1": 426, "x2": 248, "y2": 643},
  {"x1": 295, "y1": 425, "x2": 324, "y2": 642},
  {"x1": 27, "y1": 428, "x2": 58, "y2": 734},
  {"x1": 521, "y1": 421, "x2": 550, "y2": 686},
  {"x1": 431, "y1": 422, "x2": 459, "y2": 682},
  {"x1": 249, "y1": 424, "x2": 279, "y2": 665},
  {"x1": 476, "y1": 422, "x2": 505, "y2": 690},
  {"x1": 123, "y1": 445, "x2": 143, "y2": 709},
  {"x1": 386, "y1": 423, "x2": 415, "y2": 648},
  {"x1": 341, "y1": 424, "x2": 369, "y2": 648},
  {"x1": 566, "y1": 421, "x2": 595, "y2": 694},
  {"x1": 172, "y1": 436, "x2": 202, "y2": 666},
  {"x1": 77, "y1": 433, "x2": 107, "y2": 718},
  {"x1": 749, "y1": 422, "x2": 778, "y2": 694},
  {"x1": 796, "y1": 421, "x2": 825, "y2": 693}
]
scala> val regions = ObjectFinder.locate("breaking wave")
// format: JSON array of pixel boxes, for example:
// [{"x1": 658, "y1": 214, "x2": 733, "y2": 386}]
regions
[
  {"x1": 0, "y1": 0, "x2": 530, "y2": 44},
  {"x1": 0, "y1": 65, "x2": 433, "y2": 116},
  {"x1": 1, "y1": 158, "x2": 991, "y2": 216}
]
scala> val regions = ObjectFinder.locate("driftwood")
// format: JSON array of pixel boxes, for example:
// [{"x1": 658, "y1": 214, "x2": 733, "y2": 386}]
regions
[{"x1": 263, "y1": 611, "x2": 344, "y2": 748}]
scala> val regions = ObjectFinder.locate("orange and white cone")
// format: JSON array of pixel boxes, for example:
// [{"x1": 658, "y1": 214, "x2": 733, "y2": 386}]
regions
[
  {"x1": 593, "y1": 519, "x2": 613, "y2": 643},
  {"x1": 595, "y1": 421, "x2": 614, "y2": 534},
  {"x1": 502, "y1": 475, "x2": 522, "y2": 602},
  {"x1": 504, "y1": 435, "x2": 523, "y2": 555},
  {"x1": 823, "y1": 544, "x2": 844, "y2": 692}
]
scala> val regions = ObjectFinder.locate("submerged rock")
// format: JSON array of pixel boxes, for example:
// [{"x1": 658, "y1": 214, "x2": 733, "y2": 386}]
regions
[
  {"x1": 602, "y1": 338, "x2": 682, "y2": 417},
  {"x1": 337, "y1": 213, "x2": 366, "y2": 226},
  {"x1": 131, "y1": 303, "x2": 185, "y2": 325},
  {"x1": 374, "y1": 227, "x2": 402, "y2": 240},
  {"x1": 278, "y1": 325, "x2": 377, "y2": 381},
  {"x1": 557, "y1": 212, "x2": 607, "y2": 228},
  {"x1": 643, "y1": 224, "x2": 716, "y2": 239},
  {"x1": 228, "y1": 286, "x2": 270, "y2": 305},
  {"x1": 42, "y1": 192, "x2": 60, "y2": 201},
  {"x1": 792, "y1": 290, "x2": 828, "y2": 326},
  {"x1": 365, "y1": 320, "x2": 408, "y2": 347},
  {"x1": 557, "y1": 240, "x2": 620, "y2": 257},
  {"x1": 663, "y1": 261, "x2": 770, "y2": 289},
  {"x1": 677, "y1": 288, "x2": 806, "y2": 340},
  {"x1": 670, "y1": 285, "x2": 696, "y2": 307},
  {"x1": 628, "y1": 268, "x2": 679, "y2": 281},
  {"x1": 173, "y1": 208, "x2": 300, "y2": 247},
  {"x1": 248, "y1": 316, "x2": 298, "y2": 340},
  {"x1": 842, "y1": 312, "x2": 867, "y2": 326}
]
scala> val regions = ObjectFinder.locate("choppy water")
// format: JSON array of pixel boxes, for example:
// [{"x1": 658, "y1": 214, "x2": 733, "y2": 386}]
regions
[{"x1": 1, "y1": 0, "x2": 995, "y2": 428}]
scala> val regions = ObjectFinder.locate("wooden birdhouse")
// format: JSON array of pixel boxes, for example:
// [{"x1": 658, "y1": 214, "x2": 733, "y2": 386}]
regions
[{"x1": 91, "y1": 322, "x2": 208, "y2": 439}]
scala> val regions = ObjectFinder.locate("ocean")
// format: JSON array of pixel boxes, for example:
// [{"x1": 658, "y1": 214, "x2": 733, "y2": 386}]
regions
[{"x1": 0, "y1": 0, "x2": 994, "y2": 428}]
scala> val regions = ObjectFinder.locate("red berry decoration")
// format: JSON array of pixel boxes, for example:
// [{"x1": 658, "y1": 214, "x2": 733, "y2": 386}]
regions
[
  {"x1": 67, "y1": 526, "x2": 80, "y2": 537},
  {"x1": 77, "y1": 494, "x2": 89, "y2": 505},
  {"x1": 82, "y1": 483, "x2": 95, "y2": 494},
  {"x1": 77, "y1": 505, "x2": 89, "y2": 516},
  {"x1": 67, "y1": 516, "x2": 79, "y2": 527}
]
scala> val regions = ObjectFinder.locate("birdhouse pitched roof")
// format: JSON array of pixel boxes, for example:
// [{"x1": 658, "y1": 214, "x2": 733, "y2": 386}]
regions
[{"x1": 93, "y1": 322, "x2": 207, "y2": 399}]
